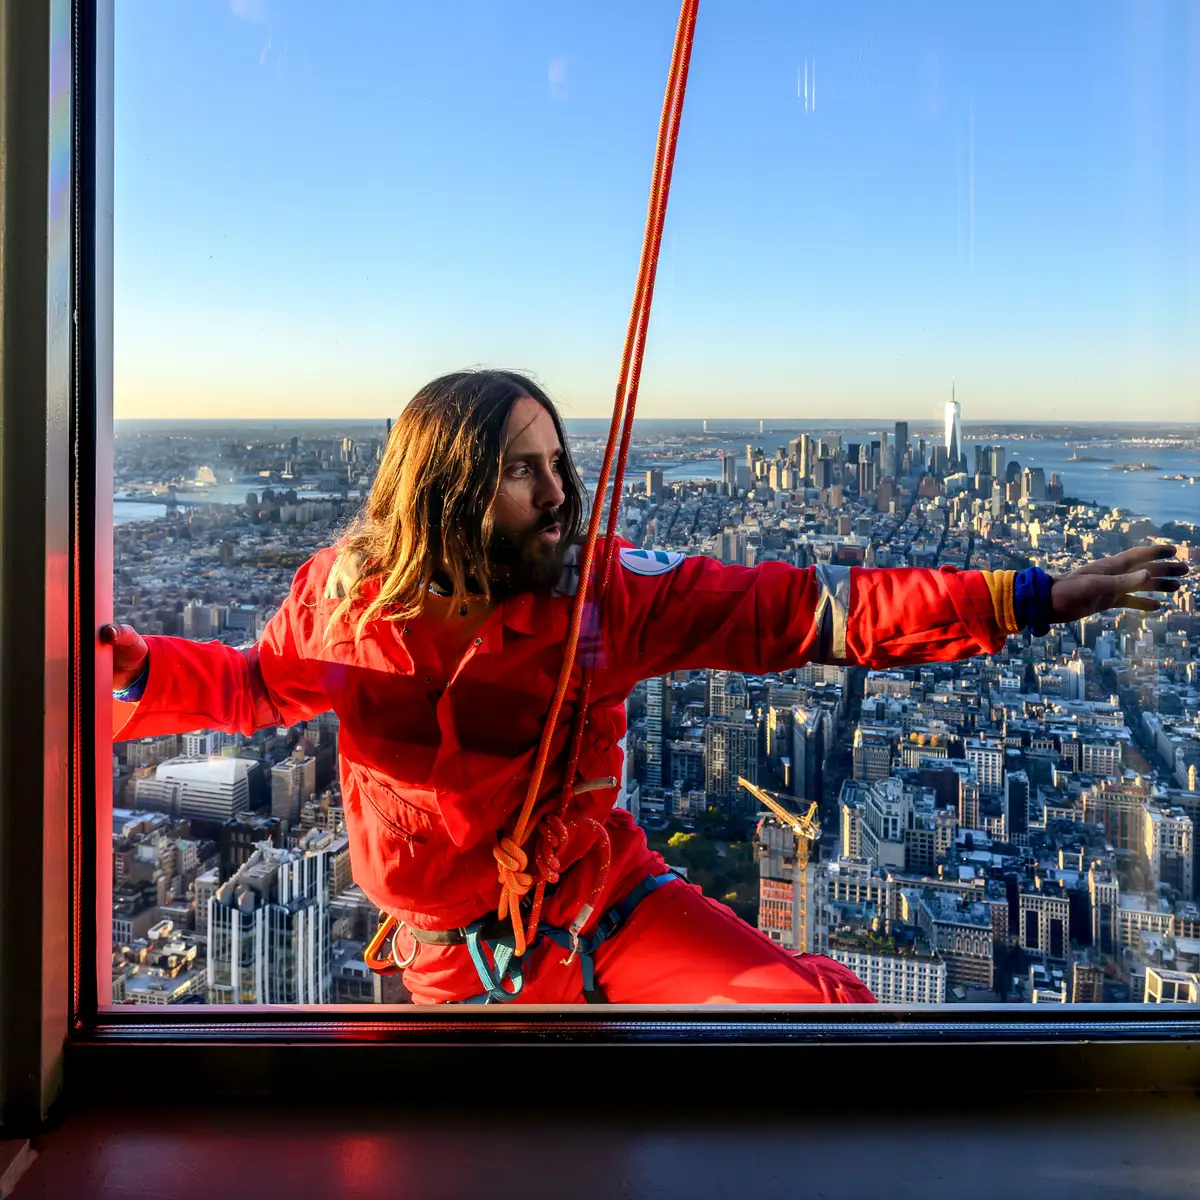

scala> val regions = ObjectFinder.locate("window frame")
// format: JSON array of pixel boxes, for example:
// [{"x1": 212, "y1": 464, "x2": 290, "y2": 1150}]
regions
[{"x1": 4, "y1": 0, "x2": 1192, "y2": 1121}]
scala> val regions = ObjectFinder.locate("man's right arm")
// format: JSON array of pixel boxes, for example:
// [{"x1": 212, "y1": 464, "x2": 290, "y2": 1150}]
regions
[{"x1": 104, "y1": 556, "x2": 331, "y2": 741}]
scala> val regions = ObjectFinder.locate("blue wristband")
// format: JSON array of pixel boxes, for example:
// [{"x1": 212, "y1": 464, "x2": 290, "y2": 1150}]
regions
[
  {"x1": 114, "y1": 662, "x2": 149, "y2": 702},
  {"x1": 1013, "y1": 567, "x2": 1054, "y2": 637}
]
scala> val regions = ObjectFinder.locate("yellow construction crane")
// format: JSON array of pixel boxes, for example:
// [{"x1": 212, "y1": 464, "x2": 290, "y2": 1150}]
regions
[{"x1": 738, "y1": 776, "x2": 821, "y2": 954}]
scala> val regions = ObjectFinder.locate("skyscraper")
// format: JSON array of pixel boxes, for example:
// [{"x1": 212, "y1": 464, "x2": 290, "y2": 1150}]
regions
[
  {"x1": 1005, "y1": 769, "x2": 1030, "y2": 837},
  {"x1": 271, "y1": 747, "x2": 317, "y2": 826},
  {"x1": 709, "y1": 670, "x2": 749, "y2": 719},
  {"x1": 704, "y1": 715, "x2": 759, "y2": 807},
  {"x1": 894, "y1": 421, "x2": 909, "y2": 458},
  {"x1": 207, "y1": 833, "x2": 333, "y2": 1004},
  {"x1": 944, "y1": 386, "x2": 962, "y2": 471},
  {"x1": 721, "y1": 453, "x2": 738, "y2": 495},
  {"x1": 644, "y1": 675, "x2": 670, "y2": 794}
]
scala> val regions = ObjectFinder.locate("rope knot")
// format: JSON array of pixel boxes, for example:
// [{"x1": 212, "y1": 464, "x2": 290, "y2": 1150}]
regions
[
  {"x1": 534, "y1": 815, "x2": 570, "y2": 885},
  {"x1": 493, "y1": 837, "x2": 533, "y2": 898}
]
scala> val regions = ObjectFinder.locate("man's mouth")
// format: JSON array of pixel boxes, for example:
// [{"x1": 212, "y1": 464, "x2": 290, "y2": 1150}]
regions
[{"x1": 538, "y1": 523, "x2": 562, "y2": 543}]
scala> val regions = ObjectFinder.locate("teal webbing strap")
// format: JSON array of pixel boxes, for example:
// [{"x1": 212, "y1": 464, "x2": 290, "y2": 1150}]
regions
[{"x1": 464, "y1": 922, "x2": 525, "y2": 1002}]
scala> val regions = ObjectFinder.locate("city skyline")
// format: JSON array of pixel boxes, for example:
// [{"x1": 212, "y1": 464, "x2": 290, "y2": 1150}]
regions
[
  {"x1": 114, "y1": 1, "x2": 1197, "y2": 422},
  {"x1": 109, "y1": 406, "x2": 1200, "y2": 1010}
]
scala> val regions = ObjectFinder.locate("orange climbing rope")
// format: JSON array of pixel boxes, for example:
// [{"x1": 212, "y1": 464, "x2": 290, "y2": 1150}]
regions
[{"x1": 494, "y1": 0, "x2": 700, "y2": 957}]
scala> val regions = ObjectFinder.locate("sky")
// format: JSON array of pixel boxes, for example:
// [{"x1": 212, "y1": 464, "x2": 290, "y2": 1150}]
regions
[{"x1": 114, "y1": 0, "x2": 1198, "y2": 423}]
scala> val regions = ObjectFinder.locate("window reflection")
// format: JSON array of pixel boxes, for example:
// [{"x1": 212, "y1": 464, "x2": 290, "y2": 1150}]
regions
[{"x1": 109, "y1": 1, "x2": 1197, "y2": 1008}]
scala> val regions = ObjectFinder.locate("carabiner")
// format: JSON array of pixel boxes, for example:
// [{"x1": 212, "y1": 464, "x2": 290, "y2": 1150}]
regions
[{"x1": 364, "y1": 912, "x2": 405, "y2": 975}]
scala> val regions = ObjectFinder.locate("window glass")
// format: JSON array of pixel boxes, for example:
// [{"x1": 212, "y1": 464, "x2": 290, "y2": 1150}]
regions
[{"x1": 109, "y1": 1, "x2": 1198, "y2": 1009}]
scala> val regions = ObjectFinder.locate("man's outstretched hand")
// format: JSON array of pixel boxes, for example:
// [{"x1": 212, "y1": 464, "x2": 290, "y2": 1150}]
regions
[
  {"x1": 99, "y1": 623, "x2": 148, "y2": 692},
  {"x1": 1050, "y1": 544, "x2": 1188, "y2": 623}
]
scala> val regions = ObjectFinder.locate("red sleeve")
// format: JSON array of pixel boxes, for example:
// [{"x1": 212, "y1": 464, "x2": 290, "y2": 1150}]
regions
[
  {"x1": 600, "y1": 547, "x2": 1011, "y2": 684},
  {"x1": 113, "y1": 554, "x2": 331, "y2": 741}
]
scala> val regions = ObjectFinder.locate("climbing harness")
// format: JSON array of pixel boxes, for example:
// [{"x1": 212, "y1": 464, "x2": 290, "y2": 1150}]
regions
[
  {"x1": 365, "y1": 0, "x2": 700, "y2": 991},
  {"x1": 463, "y1": 871, "x2": 681, "y2": 1004},
  {"x1": 368, "y1": 869, "x2": 684, "y2": 1002}
]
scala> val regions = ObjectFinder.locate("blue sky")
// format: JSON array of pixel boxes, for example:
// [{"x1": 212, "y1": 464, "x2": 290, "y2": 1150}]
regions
[{"x1": 114, "y1": 0, "x2": 1198, "y2": 421}]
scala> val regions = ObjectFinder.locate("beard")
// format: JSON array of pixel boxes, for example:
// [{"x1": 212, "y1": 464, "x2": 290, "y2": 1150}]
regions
[{"x1": 487, "y1": 513, "x2": 566, "y2": 596}]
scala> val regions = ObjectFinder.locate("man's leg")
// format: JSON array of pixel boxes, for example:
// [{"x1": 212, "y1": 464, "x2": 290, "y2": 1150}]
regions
[{"x1": 591, "y1": 878, "x2": 875, "y2": 1003}]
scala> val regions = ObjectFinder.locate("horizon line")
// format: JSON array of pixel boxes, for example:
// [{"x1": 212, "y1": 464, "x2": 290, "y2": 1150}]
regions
[{"x1": 112, "y1": 415, "x2": 1195, "y2": 427}]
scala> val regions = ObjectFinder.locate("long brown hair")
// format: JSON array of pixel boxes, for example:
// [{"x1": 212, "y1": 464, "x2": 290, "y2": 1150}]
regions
[{"x1": 328, "y1": 369, "x2": 586, "y2": 641}]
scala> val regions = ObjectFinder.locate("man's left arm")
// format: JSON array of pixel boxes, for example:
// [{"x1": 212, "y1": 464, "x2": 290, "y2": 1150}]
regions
[{"x1": 599, "y1": 543, "x2": 1186, "y2": 682}]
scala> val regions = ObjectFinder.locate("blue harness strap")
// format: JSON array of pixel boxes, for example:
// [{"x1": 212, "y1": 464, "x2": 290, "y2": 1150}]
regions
[
  {"x1": 463, "y1": 923, "x2": 526, "y2": 1003},
  {"x1": 460, "y1": 870, "x2": 681, "y2": 1004}
]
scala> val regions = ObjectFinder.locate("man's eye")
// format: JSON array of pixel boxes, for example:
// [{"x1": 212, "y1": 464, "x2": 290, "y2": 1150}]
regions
[{"x1": 507, "y1": 464, "x2": 530, "y2": 479}]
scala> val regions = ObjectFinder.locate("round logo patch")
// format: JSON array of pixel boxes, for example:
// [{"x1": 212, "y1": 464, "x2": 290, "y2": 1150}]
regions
[{"x1": 619, "y1": 548, "x2": 685, "y2": 576}]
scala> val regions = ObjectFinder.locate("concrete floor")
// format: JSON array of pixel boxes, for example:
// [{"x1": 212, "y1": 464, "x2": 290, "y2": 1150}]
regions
[{"x1": 14, "y1": 1094, "x2": 1200, "y2": 1199}]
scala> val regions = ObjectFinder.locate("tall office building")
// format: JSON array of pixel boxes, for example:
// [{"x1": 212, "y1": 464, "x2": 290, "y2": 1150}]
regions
[
  {"x1": 858, "y1": 459, "x2": 878, "y2": 495},
  {"x1": 1021, "y1": 466, "x2": 1047, "y2": 501},
  {"x1": 207, "y1": 832, "x2": 333, "y2": 1004},
  {"x1": 1143, "y1": 806, "x2": 1194, "y2": 898},
  {"x1": 1005, "y1": 769, "x2": 1030, "y2": 837},
  {"x1": 965, "y1": 739, "x2": 1003, "y2": 795},
  {"x1": 704, "y1": 714, "x2": 759, "y2": 807},
  {"x1": 790, "y1": 706, "x2": 825, "y2": 803},
  {"x1": 645, "y1": 468, "x2": 664, "y2": 500},
  {"x1": 894, "y1": 421, "x2": 909, "y2": 460},
  {"x1": 721, "y1": 453, "x2": 739, "y2": 494},
  {"x1": 1088, "y1": 866, "x2": 1119, "y2": 955},
  {"x1": 708, "y1": 670, "x2": 749, "y2": 719},
  {"x1": 644, "y1": 675, "x2": 670, "y2": 794},
  {"x1": 271, "y1": 747, "x2": 317, "y2": 825},
  {"x1": 944, "y1": 386, "x2": 962, "y2": 471}
]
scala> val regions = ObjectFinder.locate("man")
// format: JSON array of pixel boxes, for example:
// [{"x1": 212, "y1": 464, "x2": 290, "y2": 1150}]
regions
[{"x1": 102, "y1": 369, "x2": 1185, "y2": 1005}]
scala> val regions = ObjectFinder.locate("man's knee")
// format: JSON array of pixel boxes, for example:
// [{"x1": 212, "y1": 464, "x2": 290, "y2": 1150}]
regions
[{"x1": 794, "y1": 953, "x2": 877, "y2": 1004}]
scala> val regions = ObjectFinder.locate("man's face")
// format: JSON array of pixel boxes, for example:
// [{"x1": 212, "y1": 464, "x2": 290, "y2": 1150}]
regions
[{"x1": 489, "y1": 396, "x2": 568, "y2": 593}]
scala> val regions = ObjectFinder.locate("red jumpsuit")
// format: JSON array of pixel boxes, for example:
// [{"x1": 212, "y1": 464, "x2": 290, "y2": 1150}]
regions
[{"x1": 113, "y1": 541, "x2": 1020, "y2": 1004}]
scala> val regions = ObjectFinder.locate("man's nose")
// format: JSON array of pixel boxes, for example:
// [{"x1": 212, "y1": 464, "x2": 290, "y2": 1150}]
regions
[{"x1": 537, "y1": 466, "x2": 565, "y2": 510}]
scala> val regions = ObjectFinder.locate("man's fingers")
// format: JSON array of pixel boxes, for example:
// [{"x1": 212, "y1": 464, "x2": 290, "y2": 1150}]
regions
[
  {"x1": 1111, "y1": 570, "x2": 1151, "y2": 593},
  {"x1": 99, "y1": 623, "x2": 140, "y2": 648},
  {"x1": 1128, "y1": 543, "x2": 1178, "y2": 564},
  {"x1": 1146, "y1": 561, "x2": 1189, "y2": 580},
  {"x1": 1089, "y1": 544, "x2": 1179, "y2": 577},
  {"x1": 1120, "y1": 596, "x2": 1161, "y2": 613}
]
